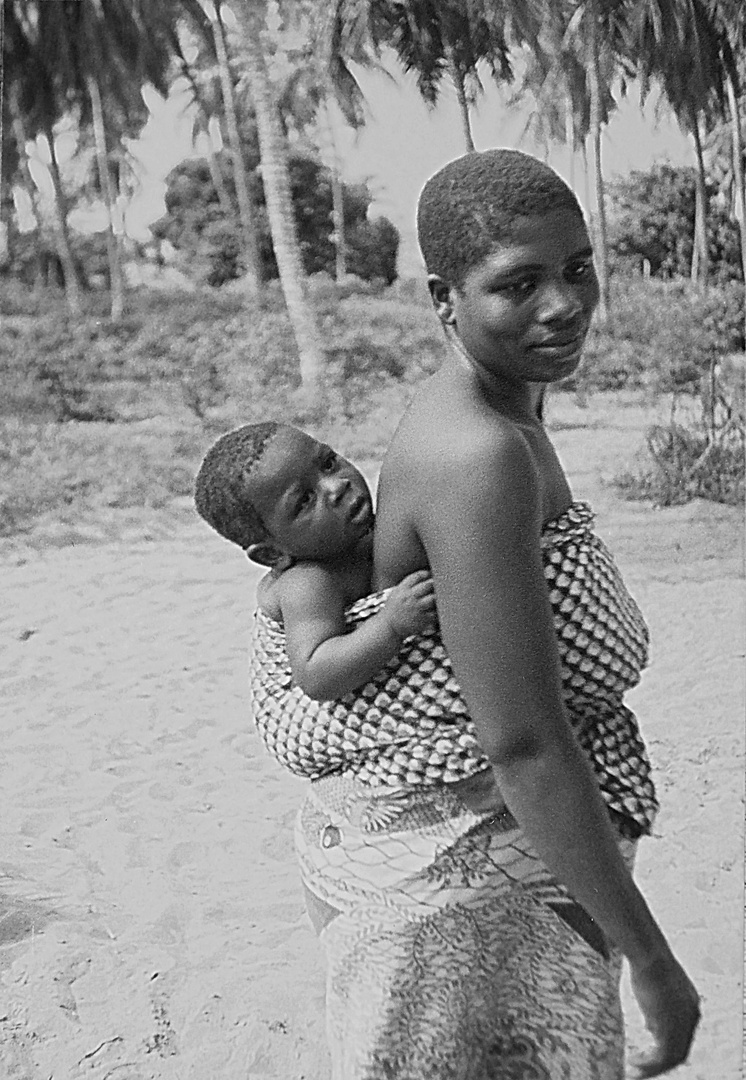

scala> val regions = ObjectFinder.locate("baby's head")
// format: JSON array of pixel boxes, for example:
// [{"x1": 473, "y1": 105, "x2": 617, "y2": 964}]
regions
[
  {"x1": 194, "y1": 422, "x2": 373, "y2": 568},
  {"x1": 417, "y1": 148, "x2": 585, "y2": 289}
]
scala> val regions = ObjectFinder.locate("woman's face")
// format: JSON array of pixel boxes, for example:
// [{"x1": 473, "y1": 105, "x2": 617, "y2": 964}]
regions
[{"x1": 431, "y1": 208, "x2": 600, "y2": 388}]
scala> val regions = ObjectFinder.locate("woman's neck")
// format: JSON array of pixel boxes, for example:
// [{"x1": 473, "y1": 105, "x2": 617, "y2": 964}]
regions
[{"x1": 446, "y1": 330, "x2": 546, "y2": 427}]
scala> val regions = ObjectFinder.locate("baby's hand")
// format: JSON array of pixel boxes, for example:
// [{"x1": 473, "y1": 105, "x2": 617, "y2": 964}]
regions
[{"x1": 383, "y1": 570, "x2": 436, "y2": 639}]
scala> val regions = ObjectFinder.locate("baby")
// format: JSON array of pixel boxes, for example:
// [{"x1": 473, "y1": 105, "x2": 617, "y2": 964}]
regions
[{"x1": 194, "y1": 421, "x2": 436, "y2": 700}]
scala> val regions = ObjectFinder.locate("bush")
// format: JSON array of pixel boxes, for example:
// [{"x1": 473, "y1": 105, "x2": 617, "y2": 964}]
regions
[
  {"x1": 615, "y1": 419, "x2": 744, "y2": 506},
  {"x1": 570, "y1": 278, "x2": 745, "y2": 396},
  {"x1": 607, "y1": 164, "x2": 744, "y2": 282},
  {"x1": 153, "y1": 152, "x2": 400, "y2": 288},
  {"x1": 614, "y1": 355, "x2": 745, "y2": 506}
]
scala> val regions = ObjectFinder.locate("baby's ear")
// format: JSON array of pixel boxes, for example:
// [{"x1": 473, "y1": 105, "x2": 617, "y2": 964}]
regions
[{"x1": 246, "y1": 542, "x2": 293, "y2": 570}]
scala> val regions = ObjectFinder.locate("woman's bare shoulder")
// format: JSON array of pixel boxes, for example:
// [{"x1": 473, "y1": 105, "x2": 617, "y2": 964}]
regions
[{"x1": 386, "y1": 400, "x2": 533, "y2": 488}]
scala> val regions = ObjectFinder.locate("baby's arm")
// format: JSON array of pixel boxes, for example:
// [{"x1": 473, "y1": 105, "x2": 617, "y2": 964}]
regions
[{"x1": 279, "y1": 565, "x2": 435, "y2": 701}]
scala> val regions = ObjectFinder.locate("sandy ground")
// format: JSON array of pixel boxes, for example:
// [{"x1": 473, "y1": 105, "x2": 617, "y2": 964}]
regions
[{"x1": 0, "y1": 396, "x2": 743, "y2": 1079}]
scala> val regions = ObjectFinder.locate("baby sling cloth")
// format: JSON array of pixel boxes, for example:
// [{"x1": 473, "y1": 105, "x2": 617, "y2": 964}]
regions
[
  {"x1": 250, "y1": 500, "x2": 658, "y2": 837},
  {"x1": 250, "y1": 501, "x2": 659, "y2": 1079}
]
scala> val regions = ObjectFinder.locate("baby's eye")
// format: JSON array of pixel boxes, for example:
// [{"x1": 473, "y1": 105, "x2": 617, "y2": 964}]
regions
[
  {"x1": 320, "y1": 451, "x2": 337, "y2": 472},
  {"x1": 295, "y1": 489, "x2": 314, "y2": 514}
]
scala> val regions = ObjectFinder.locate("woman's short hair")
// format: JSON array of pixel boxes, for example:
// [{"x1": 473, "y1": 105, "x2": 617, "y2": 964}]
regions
[
  {"x1": 417, "y1": 148, "x2": 584, "y2": 288},
  {"x1": 194, "y1": 421, "x2": 280, "y2": 549}
]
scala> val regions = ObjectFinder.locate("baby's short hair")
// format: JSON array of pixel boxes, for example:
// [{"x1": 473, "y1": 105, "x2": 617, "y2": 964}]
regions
[
  {"x1": 194, "y1": 421, "x2": 280, "y2": 549},
  {"x1": 417, "y1": 148, "x2": 584, "y2": 287}
]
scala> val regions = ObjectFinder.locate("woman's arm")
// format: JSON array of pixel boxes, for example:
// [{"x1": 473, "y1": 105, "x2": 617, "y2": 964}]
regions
[
  {"x1": 279, "y1": 566, "x2": 434, "y2": 700},
  {"x1": 418, "y1": 424, "x2": 698, "y2": 1076}
]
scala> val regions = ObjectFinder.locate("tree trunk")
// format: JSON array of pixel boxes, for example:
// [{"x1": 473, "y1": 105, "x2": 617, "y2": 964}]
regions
[
  {"x1": 206, "y1": 137, "x2": 233, "y2": 218},
  {"x1": 10, "y1": 106, "x2": 43, "y2": 231},
  {"x1": 587, "y1": 0, "x2": 609, "y2": 321},
  {"x1": 41, "y1": 120, "x2": 82, "y2": 316},
  {"x1": 690, "y1": 112, "x2": 709, "y2": 290},
  {"x1": 10, "y1": 110, "x2": 45, "y2": 288},
  {"x1": 582, "y1": 139, "x2": 593, "y2": 230},
  {"x1": 233, "y1": 1, "x2": 325, "y2": 405},
  {"x1": 319, "y1": 101, "x2": 347, "y2": 279},
  {"x1": 87, "y1": 74, "x2": 125, "y2": 320},
  {"x1": 330, "y1": 165, "x2": 347, "y2": 280},
  {"x1": 565, "y1": 101, "x2": 576, "y2": 195},
  {"x1": 448, "y1": 54, "x2": 476, "y2": 153},
  {"x1": 212, "y1": 1, "x2": 262, "y2": 295},
  {"x1": 726, "y1": 75, "x2": 746, "y2": 347}
]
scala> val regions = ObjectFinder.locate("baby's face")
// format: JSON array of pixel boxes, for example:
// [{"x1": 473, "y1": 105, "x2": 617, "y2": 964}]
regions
[{"x1": 248, "y1": 428, "x2": 373, "y2": 562}]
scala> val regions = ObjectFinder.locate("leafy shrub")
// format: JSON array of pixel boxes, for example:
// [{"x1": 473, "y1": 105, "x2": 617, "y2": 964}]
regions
[
  {"x1": 614, "y1": 354, "x2": 744, "y2": 506},
  {"x1": 607, "y1": 164, "x2": 743, "y2": 283},
  {"x1": 571, "y1": 278, "x2": 745, "y2": 396},
  {"x1": 615, "y1": 419, "x2": 744, "y2": 506},
  {"x1": 152, "y1": 152, "x2": 400, "y2": 288}
]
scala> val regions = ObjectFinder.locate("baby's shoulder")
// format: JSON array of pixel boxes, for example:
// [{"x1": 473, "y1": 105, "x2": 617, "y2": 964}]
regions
[{"x1": 258, "y1": 561, "x2": 342, "y2": 622}]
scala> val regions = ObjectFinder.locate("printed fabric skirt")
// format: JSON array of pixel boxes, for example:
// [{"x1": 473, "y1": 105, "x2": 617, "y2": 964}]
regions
[{"x1": 295, "y1": 770, "x2": 637, "y2": 1080}]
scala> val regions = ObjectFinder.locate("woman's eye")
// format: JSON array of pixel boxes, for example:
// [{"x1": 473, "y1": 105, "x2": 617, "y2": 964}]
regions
[
  {"x1": 567, "y1": 260, "x2": 593, "y2": 281},
  {"x1": 503, "y1": 277, "x2": 536, "y2": 299}
]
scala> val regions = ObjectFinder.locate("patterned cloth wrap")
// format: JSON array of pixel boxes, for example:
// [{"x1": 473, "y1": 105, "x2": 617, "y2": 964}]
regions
[{"x1": 250, "y1": 501, "x2": 658, "y2": 835}]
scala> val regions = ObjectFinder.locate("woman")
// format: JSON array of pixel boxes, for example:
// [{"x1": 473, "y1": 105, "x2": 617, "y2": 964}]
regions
[{"x1": 294, "y1": 150, "x2": 699, "y2": 1080}]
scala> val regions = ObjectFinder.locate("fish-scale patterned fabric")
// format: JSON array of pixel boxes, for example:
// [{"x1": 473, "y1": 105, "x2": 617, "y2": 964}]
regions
[{"x1": 249, "y1": 501, "x2": 658, "y2": 833}]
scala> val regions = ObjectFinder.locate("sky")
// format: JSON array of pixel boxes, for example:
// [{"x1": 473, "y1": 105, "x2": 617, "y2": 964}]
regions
[{"x1": 26, "y1": 48, "x2": 693, "y2": 277}]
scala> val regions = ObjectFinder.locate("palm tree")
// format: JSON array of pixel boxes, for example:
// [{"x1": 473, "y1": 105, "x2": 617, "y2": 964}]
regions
[
  {"x1": 174, "y1": 43, "x2": 235, "y2": 217},
  {"x1": 4, "y1": 1, "x2": 82, "y2": 313},
  {"x1": 624, "y1": 0, "x2": 733, "y2": 289},
  {"x1": 232, "y1": 0, "x2": 327, "y2": 406},
  {"x1": 712, "y1": 0, "x2": 745, "y2": 339},
  {"x1": 15, "y1": 0, "x2": 186, "y2": 319},
  {"x1": 511, "y1": 0, "x2": 624, "y2": 322},
  {"x1": 325, "y1": 0, "x2": 514, "y2": 155},
  {"x1": 87, "y1": 72, "x2": 126, "y2": 319},
  {"x1": 724, "y1": 76, "x2": 746, "y2": 342},
  {"x1": 276, "y1": 63, "x2": 349, "y2": 278},
  {"x1": 273, "y1": 0, "x2": 374, "y2": 281},
  {"x1": 202, "y1": 0, "x2": 263, "y2": 295},
  {"x1": 586, "y1": 0, "x2": 613, "y2": 316}
]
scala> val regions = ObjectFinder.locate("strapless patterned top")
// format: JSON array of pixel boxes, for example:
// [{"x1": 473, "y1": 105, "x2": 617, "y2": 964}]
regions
[{"x1": 250, "y1": 501, "x2": 658, "y2": 835}]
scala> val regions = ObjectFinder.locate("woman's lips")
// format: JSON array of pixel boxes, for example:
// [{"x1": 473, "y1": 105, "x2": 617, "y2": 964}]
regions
[{"x1": 530, "y1": 334, "x2": 585, "y2": 361}]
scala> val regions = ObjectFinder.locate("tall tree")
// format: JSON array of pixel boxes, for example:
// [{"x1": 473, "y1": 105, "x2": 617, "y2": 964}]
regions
[
  {"x1": 712, "y1": 0, "x2": 745, "y2": 339},
  {"x1": 273, "y1": 0, "x2": 373, "y2": 280},
  {"x1": 325, "y1": 0, "x2": 514, "y2": 155},
  {"x1": 232, "y1": 0, "x2": 327, "y2": 405},
  {"x1": 87, "y1": 72, "x2": 126, "y2": 319},
  {"x1": 204, "y1": 0, "x2": 263, "y2": 294},
  {"x1": 509, "y1": 0, "x2": 625, "y2": 321},
  {"x1": 7, "y1": 0, "x2": 191, "y2": 318},
  {"x1": 173, "y1": 39, "x2": 235, "y2": 217},
  {"x1": 624, "y1": 0, "x2": 734, "y2": 289},
  {"x1": 4, "y1": 1, "x2": 82, "y2": 312}
]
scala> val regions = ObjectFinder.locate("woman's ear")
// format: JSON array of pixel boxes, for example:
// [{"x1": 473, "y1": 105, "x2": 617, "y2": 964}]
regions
[
  {"x1": 246, "y1": 542, "x2": 293, "y2": 571},
  {"x1": 427, "y1": 274, "x2": 457, "y2": 326}
]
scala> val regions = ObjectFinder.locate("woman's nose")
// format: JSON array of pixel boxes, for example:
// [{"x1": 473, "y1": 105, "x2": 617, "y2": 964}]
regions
[{"x1": 539, "y1": 280, "x2": 583, "y2": 324}]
